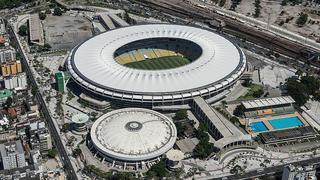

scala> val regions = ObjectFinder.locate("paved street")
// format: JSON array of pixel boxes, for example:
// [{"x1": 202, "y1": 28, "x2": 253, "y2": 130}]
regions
[{"x1": 8, "y1": 26, "x2": 79, "y2": 180}]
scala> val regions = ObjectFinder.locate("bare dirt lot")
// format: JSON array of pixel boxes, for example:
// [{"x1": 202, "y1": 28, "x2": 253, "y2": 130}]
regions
[
  {"x1": 223, "y1": 0, "x2": 320, "y2": 41},
  {"x1": 43, "y1": 14, "x2": 93, "y2": 50}
]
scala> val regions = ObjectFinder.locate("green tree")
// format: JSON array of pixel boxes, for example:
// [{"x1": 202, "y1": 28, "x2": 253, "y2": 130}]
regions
[
  {"x1": 296, "y1": 12, "x2": 308, "y2": 26},
  {"x1": 61, "y1": 123, "x2": 69, "y2": 133},
  {"x1": 285, "y1": 77, "x2": 309, "y2": 106},
  {"x1": 281, "y1": 0, "x2": 287, "y2": 6},
  {"x1": 18, "y1": 25, "x2": 28, "y2": 36},
  {"x1": 53, "y1": 7, "x2": 62, "y2": 16},
  {"x1": 219, "y1": 0, "x2": 226, "y2": 7},
  {"x1": 252, "y1": 87, "x2": 264, "y2": 98},
  {"x1": 45, "y1": 8, "x2": 51, "y2": 14},
  {"x1": 230, "y1": 116, "x2": 239, "y2": 124},
  {"x1": 31, "y1": 86, "x2": 38, "y2": 96},
  {"x1": 72, "y1": 148, "x2": 82, "y2": 157},
  {"x1": 39, "y1": 12, "x2": 46, "y2": 20},
  {"x1": 253, "y1": 0, "x2": 261, "y2": 18},
  {"x1": 4, "y1": 97, "x2": 13, "y2": 108},
  {"x1": 147, "y1": 160, "x2": 168, "y2": 177},
  {"x1": 175, "y1": 121, "x2": 187, "y2": 137},
  {"x1": 300, "y1": 76, "x2": 320, "y2": 96},
  {"x1": 233, "y1": 104, "x2": 245, "y2": 117},
  {"x1": 48, "y1": 148, "x2": 57, "y2": 158},
  {"x1": 173, "y1": 110, "x2": 188, "y2": 120}
]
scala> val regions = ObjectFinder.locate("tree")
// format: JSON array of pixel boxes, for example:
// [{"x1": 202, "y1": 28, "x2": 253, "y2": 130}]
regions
[
  {"x1": 31, "y1": 86, "x2": 38, "y2": 96},
  {"x1": 219, "y1": 0, "x2": 226, "y2": 7},
  {"x1": 72, "y1": 148, "x2": 82, "y2": 157},
  {"x1": 48, "y1": 148, "x2": 57, "y2": 158},
  {"x1": 300, "y1": 76, "x2": 320, "y2": 96},
  {"x1": 147, "y1": 160, "x2": 168, "y2": 177},
  {"x1": 252, "y1": 87, "x2": 264, "y2": 98},
  {"x1": 18, "y1": 25, "x2": 28, "y2": 36},
  {"x1": 296, "y1": 12, "x2": 308, "y2": 26},
  {"x1": 43, "y1": 43, "x2": 51, "y2": 51},
  {"x1": 253, "y1": 0, "x2": 261, "y2": 18},
  {"x1": 230, "y1": 116, "x2": 239, "y2": 124},
  {"x1": 45, "y1": 8, "x2": 51, "y2": 14},
  {"x1": 285, "y1": 77, "x2": 309, "y2": 106},
  {"x1": 61, "y1": 123, "x2": 69, "y2": 133},
  {"x1": 53, "y1": 7, "x2": 62, "y2": 16},
  {"x1": 281, "y1": 0, "x2": 287, "y2": 6},
  {"x1": 4, "y1": 97, "x2": 13, "y2": 108},
  {"x1": 242, "y1": 78, "x2": 252, "y2": 87},
  {"x1": 233, "y1": 104, "x2": 245, "y2": 117},
  {"x1": 175, "y1": 122, "x2": 187, "y2": 137},
  {"x1": 295, "y1": 69, "x2": 303, "y2": 77},
  {"x1": 39, "y1": 12, "x2": 46, "y2": 20},
  {"x1": 173, "y1": 110, "x2": 188, "y2": 120}
]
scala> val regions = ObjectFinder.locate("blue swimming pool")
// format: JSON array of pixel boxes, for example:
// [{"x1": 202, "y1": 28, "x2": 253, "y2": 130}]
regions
[
  {"x1": 268, "y1": 116, "x2": 303, "y2": 130},
  {"x1": 249, "y1": 121, "x2": 268, "y2": 133}
]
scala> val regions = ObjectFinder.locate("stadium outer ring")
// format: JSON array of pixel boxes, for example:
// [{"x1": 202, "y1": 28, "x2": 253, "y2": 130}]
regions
[
  {"x1": 67, "y1": 24, "x2": 246, "y2": 106},
  {"x1": 89, "y1": 108, "x2": 177, "y2": 162}
]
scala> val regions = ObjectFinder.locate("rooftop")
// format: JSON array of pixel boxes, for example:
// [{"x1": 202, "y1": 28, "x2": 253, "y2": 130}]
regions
[
  {"x1": 0, "y1": 89, "x2": 12, "y2": 98},
  {"x1": 29, "y1": 14, "x2": 42, "y2": 42},
  {"x1": 242, "y1": 96, "x2": 295, "y2": 109},
  {"x1": 90, "y1": 108, "x2": 177, "y2": 161},
  {"x1": 68, "y1": 24, "x2": 245, "y2": 97}
]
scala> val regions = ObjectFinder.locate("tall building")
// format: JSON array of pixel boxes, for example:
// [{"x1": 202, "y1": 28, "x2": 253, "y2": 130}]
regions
[
  {"x1": 0, "y1": 18, "x2": 5, "y2": 35},
  {"x1": 1, "y1": 61, "x2": 22, "y2": 76},
  {"x1": 0, "y1": 48, "x2": 16, "y2": 63},
  {"x1": 4, "y1": 73, "x2": 28, "y2": 89},
  {"x1": 55, "y1": 72, "x2": 65, "y2": 92},
  {"x1": 29, "y1": 121, "x2": 52, "y2": 155},
  {"x1": 0, "y1": 140, "x2": 26, "y2": 170}
]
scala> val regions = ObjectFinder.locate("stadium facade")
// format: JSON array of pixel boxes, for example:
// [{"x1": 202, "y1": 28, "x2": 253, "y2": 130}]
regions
[{"x1": 67, "y1": 24, "x2": 246, "y2": 107}]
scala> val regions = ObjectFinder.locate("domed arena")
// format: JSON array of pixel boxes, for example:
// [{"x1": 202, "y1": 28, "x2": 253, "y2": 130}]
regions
[
  {"x1": 67, "y1": 24, "x2": 246, "y2": 107},
  {"x1": 88, "y1": 108, "x2": 177, "y2": 170}
]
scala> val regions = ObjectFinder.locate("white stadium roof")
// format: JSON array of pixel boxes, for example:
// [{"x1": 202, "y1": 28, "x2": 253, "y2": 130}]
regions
[
  {"x1": 90, "y1": 108, "x2": 177, "y2": 161},
  {"x1": 68, "y1": 24, "x2": 246, "y2": 103}
]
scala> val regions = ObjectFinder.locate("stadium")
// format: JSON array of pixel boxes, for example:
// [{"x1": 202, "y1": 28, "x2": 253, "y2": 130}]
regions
[
  {"x1": 88, "y1": 108, "x2": 177, "y2": 170},
  {"x1": 67, "y1": 24, "x2": 246, "y2": 107}
]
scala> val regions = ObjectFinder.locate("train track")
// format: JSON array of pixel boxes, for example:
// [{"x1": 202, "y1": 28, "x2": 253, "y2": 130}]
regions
[{"x1": 132, "y1": 0, "x2": 319, "y2": 68}]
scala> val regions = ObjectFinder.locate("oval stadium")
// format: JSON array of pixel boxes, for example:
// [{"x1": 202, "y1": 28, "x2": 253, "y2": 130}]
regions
[
  {"x1": 67, "y1": 24, "x2": 246, "y2": 107},
  {"x1": 88, "y1": 108, "x2": 177, "y2": 169}
]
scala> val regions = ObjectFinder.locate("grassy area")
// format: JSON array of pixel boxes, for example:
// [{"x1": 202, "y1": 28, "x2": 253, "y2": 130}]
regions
[
  {"x1": 124, "y1": 56, "x2": 191, "y2": 70},
  {"x1": 239, "y1": 83, "x2": 264, "y2": 100}
]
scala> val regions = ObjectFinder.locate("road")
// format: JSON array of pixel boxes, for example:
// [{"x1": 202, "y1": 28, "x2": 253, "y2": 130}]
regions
[
  {"x1": 8, "y1": 26, "x2": 79, "y2": 180},
  {"x1": 198, "y1": 156, "x2": 320, "y2": 180}
]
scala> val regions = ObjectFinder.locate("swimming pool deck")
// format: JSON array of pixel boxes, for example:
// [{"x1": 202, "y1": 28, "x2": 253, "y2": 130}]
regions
[{"x1": 246, "y1": 112, "x2": 309, "y2": 135}]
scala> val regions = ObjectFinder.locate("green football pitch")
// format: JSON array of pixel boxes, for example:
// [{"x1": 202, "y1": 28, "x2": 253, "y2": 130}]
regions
[{"x1": 124, "y1": 56, "x2": 191, "y2": 70}]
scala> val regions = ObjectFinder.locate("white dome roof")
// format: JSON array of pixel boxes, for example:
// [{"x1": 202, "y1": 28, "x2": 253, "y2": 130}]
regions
[{"x1": 90, "y1": 108, "x2": 177, "y2": 161}]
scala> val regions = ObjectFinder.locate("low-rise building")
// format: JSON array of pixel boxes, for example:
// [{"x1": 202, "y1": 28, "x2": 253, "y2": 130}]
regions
[
  {"x1": 4, "y1": 72, "x2": 28, "y2": 89},
  {"x1": 0, "y1": 89, "x2": 12, "y2": 108},
  {"x1": 79, "y1": 93, "x2": 111, "y2": 111},
  {"x1": 0, "y1": 48, "x2": 16, "y2": 63},
  {"x1": 282, "y1": 164, "x2": 316, "y2": 180},
  {"x1": 29, "y1": 121, "x2": 52, "y2": 155},
  {"x1": 0, "y1": 140, "x2": 26, "y2": 170},
  {"x1": 1, "y1": 61, "x2": 22, "y2": 76}
]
